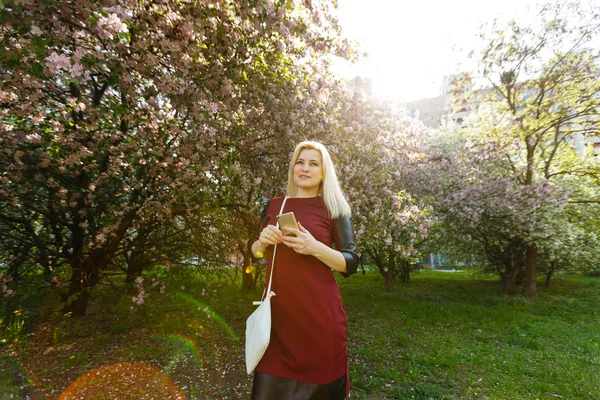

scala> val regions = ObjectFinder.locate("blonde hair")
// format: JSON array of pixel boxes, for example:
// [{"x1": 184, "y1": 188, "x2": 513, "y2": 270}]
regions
[{"x1": 287, "y1": 141, "x2": 351, "y2": 218}]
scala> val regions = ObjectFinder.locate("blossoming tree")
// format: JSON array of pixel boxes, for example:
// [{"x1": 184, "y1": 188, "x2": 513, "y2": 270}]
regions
[
  {"x1": 440, "y1": 0, "x2": 600, "y2": 294},
  {"x1": 333, "y1": 94, "x2": 434, "y2": 290},
  {"x1": 0, "y1": 0, "x2": 352, "y2": 315},
  {"x1": 427, "y1": 128, "x2": 573, "y2": 294}
]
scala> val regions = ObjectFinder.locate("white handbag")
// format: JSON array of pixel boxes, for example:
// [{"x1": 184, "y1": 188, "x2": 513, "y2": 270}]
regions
[{"x1": 245, "y1": 196, "x2": 288, "y2": 375}]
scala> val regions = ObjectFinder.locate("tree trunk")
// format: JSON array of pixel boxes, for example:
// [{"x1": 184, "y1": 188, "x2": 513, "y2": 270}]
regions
[
  {"x1": 545, "y1": 263, "x2": 556, "y2": 288},
  {"x1": 522, "y1": 136, "x2": 537, "y2": 296},
  {"x1": 503, "y1": 265, "x2": 520, "y2": 295},
  {"x1": 62, "y1": 258, "x2": 101, "y2": 316},
  {"x1": 62, "y1": 212, "x2": 135, "y2": 316},
  {"x1": 515, "y1": 268, "x2": 525, "y2": 286},
  {"x1": 375, "y1": 261, "x2": 393, "y2": 291},
  {"x1": 126, "y1": 228, "x2": 148, "y2": 283},
  {"x1": 385, "y1": 272, "x2": 394, "y2": 291},
  {"x1": 62, "y1": 281, "x2": 94, "y2": 317},
  {"x1": 523, "y1": 244, "x2": 537, "y2": 295},
  {"x1": 369, "y1": 247, "x2": 393, "y2": 291},
  {"x1": 253, "y1": 264, "x2": 263, "y2": 291},
  {"x1": 386, "y1": 251, "x2": 397, "y2": 290},
  {"x1": 125, "y1": 259, "x2": 144, "y2": 284},
  {"x1": 399, "y1": 259, "x2": 410, "y2": 283},
  {"x1": 359, "y1": 254, "x2": 366, "y2": 275}
]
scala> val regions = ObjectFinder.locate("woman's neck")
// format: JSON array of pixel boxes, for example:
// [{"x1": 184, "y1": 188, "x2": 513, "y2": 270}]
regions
[{"x1": 294, "y1": 188, "x2": 320, "y2": 198}]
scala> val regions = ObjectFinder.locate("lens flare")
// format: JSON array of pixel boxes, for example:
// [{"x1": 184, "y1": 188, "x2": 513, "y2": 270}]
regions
[
  {"x1": 159, "y1": 334, "x2": 203, "y2": 375},
  {"x1": 245, "y1": 265, "x2": 254, "y2": 274},
  {"x1": 2, "y1": 353, "x2": 45, "y2": 396},
  {"x1": 58, "y1": 362, "x2": 184, "y2": 400},
  {"x1": 175, "y1": 291, "x2": 239, "y2": 341}
]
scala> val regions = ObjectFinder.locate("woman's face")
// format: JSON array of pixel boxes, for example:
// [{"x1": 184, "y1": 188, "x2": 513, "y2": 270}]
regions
[{"x1": 293, "y1": 148, "x2": 323, "y2": 196}]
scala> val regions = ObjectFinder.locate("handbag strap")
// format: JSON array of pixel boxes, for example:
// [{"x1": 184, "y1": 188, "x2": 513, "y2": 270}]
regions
[{"x1": 263, "y1": 196, "x2": 288, "y2": 300}]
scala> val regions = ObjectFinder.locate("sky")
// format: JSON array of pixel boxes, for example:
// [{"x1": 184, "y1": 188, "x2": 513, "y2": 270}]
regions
[{"x1": 332, "y1": 0, "x2": 545, "y2": 102}]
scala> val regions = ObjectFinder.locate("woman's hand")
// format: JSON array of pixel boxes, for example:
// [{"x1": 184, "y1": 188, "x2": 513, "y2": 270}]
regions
[
  {"x1": 281, "y1": 222, "x2": 320, "y2": 256},
  {"x1": 259, "y1": 225, "x2": 283, "y2": 247}
]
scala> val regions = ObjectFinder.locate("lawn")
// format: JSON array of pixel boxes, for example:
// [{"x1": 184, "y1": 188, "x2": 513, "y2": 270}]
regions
[{"x1": 1, "y1": 269, "x2": 599, "y2": 399}]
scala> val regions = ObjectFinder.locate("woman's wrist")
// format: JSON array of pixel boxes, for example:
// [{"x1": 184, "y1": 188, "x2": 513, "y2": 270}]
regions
[
  {"x1": 312, "y1": 242, "x2": 347, "y2": 273},
  {"x1": 310, "y1": 240, "x2": 327, "y2": 258}
]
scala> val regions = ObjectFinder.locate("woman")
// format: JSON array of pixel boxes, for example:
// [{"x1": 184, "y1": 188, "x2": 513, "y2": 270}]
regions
[{"x1": 249, "y1": 141, "x2": 359, "y2": 400}]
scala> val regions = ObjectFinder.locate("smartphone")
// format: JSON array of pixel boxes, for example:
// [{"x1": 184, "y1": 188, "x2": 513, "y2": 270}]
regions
[{"x1": 276, "y1": 212, "x2": 299, "y2": 236}]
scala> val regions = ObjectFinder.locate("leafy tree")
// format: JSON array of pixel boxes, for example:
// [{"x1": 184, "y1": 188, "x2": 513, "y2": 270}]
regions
[
  {"x1": 0, "y1": 0, "x2": 351, "y2": 315},
  {"x1": 445, "y1": 0, "x2": 600, "y2": 294}
]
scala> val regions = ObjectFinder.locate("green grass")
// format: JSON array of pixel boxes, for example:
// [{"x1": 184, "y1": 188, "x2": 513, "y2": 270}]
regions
[
  {"x1": 1, "y1": 270, "x2": 599, "y2": 399},
  {"x1": 341, "y1": 270, "x2": 600, "y2": 399}
]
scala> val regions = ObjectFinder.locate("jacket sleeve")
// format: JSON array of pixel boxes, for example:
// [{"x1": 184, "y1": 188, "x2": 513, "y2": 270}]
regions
[
  {"x1": 247, "y1": 200, "x2": 271, "y2": 261},
  {"x1": 333, "y1": 216, "x2": 360, "y2": 278}
]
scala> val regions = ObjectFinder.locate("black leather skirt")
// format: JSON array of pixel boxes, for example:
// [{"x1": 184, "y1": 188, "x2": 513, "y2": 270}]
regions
[{"x1": 251, "y1": 371, "x2": 346, "y2": 400}]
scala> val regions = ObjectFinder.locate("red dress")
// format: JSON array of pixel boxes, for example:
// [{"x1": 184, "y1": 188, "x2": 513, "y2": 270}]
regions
[{"x1": 254, "y1": 196, "x2": 352, "y2": 398}]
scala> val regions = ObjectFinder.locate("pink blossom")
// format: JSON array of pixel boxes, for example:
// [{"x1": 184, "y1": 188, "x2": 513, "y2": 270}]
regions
[
  {"x1": 0, "y1": 91, "x2": 18, "y2": 104},
  {"x1": 73, "y1": 48, "x2": 85, "y2": 63},
  {"x1": 181, "y1": 22, "x2": 195, "y2": 40},
  {"x1": 97, "y1": 13, "x2": 128, "y2": 40},
  {"x1": 26, "y1": 133, "x2": 41, "y2": 143},
  {"x1": 38, "y1": 157, "x2": 51, "y2": 168},
  {"x1": 221, "y1": 79, "x2": 233, "y2": 96},
  {"x1": 30, "y1": 25, "x2": 42, "y2": 35},
  {"x1": 1, "y1": 273, "x2": 15, "y2": 297},
  {"x1": 50, "y1": 120, "x2": 63, "y2": 132},
  {"x1": 2, "y1": 286, "x2": 15, "y2": 298},
  {"x1": 31, "y1": 114, "x2": 44, "y2": 124},
  {"x1": 102, "y1": 5, "x2": 131, "y2": 21},
  {"x1": 13, "y1": 150, "x2": 24, "y2": 162},
  {"x1": 70, "y1": 63, "x2": 84, "y2": 78},
  {"x1": 132, "y1": 291, "x2": 146, "y2": 305},
  {"x1": 206, "y1": 103, "x2": 218, "y2": 113},
  {"x1": 45, "y1": 51, "x2": 71, "y2": 74},
  {"x1": 148, "y1": 98, "x2": 159, "y2": 110}
]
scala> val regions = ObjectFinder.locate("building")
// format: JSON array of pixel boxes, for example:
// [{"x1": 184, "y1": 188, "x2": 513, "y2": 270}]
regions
[
  {"x1": 404, "y1": 95, "x2": 446, "y2": 129},
  {"x1": 404, "y1": 74, "x2": 489, "y2": 129}
]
